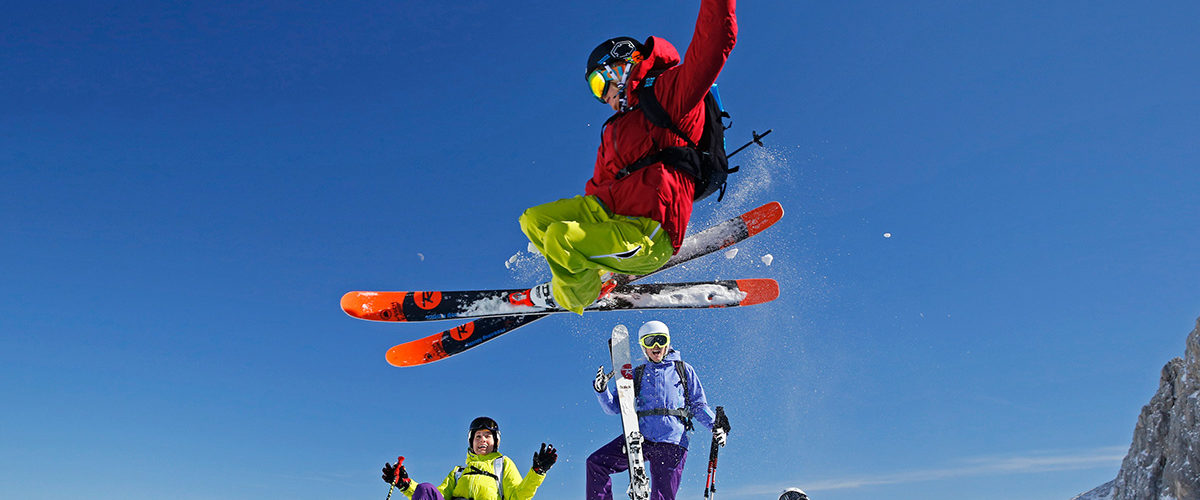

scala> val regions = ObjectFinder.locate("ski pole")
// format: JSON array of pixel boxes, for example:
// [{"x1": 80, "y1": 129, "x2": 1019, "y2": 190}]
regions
[
  {"x1": 385, "y1": 456, "x2": 405, "y2": 500},
  {"x1": 726, "y1": 129, "x2": 773, "y2": 159},
  {"x1": 704, "y1": 407, "x2": 730, "y2": 500}
]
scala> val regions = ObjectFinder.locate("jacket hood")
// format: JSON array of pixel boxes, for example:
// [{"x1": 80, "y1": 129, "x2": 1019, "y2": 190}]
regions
[{"x1": 624, "y1": 36, "x2": 681, "y2": 104}]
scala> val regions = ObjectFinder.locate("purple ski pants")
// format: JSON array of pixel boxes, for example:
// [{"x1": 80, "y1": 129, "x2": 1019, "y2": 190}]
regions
[
  {"x1": 586, "y1": 435, "x2": 688, "y2": 500},
  {"x1": 411, "y1": 483, "x2": 444, "y2": 500}
]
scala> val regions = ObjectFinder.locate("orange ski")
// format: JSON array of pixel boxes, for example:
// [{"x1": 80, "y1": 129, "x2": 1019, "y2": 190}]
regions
[
  {"x1": 343, "y1": 279, "x2": 779, "y2": 323},
  {"x1": 385, "y1": 278, "x2": 778, "y2": 367},
  {"x1": 375, "y1": 201, "x2": 785, "y2": 367}
]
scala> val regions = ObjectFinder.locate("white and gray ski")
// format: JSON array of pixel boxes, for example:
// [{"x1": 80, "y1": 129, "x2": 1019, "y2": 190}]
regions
[{"x1": 610, "y1": 324, "x2": 651, "y2": 500}]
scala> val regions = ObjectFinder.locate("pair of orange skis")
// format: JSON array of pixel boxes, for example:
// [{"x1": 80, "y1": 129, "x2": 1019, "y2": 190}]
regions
[{"x1": 341, "y1": 202, "x2": 784, "y2": 367}]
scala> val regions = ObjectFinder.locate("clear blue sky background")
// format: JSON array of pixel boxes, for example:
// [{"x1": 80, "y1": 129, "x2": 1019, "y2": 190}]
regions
[{"x1": 2, "y1": 1, "x2": 1198, "y2": 499}]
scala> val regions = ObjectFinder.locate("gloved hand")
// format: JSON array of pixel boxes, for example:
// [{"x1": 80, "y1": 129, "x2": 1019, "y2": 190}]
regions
[
  {"x1": 714, "y1": 427, "x2": 728, "y2": 447},
  {"x1": 382, "y1": 461, "x2": 410, "y2": 488},
  {"x1": 593, "y1": 366, "x2": 613, "y2": 393},
  {"x1": 532, "y1": 443, "x2": 558, "y2": 474}
]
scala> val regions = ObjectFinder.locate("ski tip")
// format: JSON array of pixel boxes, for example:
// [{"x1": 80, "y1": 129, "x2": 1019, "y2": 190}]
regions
[
  {"x1": 736, "y1": 278, "x2": 780, "y2": 305},
  {"x1": 341, "y1": 291, "x2": 407, "y2": 322},
  {"x1": 742, "y1": 202, "x2": 784, "y2": 236},
  {"x1": 340, "y1": 291, "x2": 366, "y2": 318},
  {"x1": 386, "y1": 335, "x2": 446, "y2": 367}
]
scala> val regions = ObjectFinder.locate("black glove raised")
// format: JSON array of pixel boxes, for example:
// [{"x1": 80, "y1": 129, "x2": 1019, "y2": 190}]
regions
[
  {"x1": 532, "y1": 443, "x2": 557, "y2": 474},
  {"x1": 382, "y1": 461, "x2": 410, "y2": 488},
  {"x1": 714, "y1": 406, "x2": 731, "y2": 434}
]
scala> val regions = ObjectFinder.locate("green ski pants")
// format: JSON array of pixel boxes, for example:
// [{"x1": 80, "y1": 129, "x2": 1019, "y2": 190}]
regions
[{"x1": 519, "y1": 195, "x2": 674, "y2": 313}]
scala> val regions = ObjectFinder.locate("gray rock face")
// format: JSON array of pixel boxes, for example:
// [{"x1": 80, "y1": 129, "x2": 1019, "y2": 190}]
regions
[
  {"x1": 1077, "y1": 318, "x2": 1200, "y2": 500},
  {"x1": 1071, "y1": 479, "x2": 1113, "y2": 500}
]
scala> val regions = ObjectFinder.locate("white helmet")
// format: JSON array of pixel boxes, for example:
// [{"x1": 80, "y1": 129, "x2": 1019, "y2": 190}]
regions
[
  {"x1": 637, "y1": 320, "x2": 670, "y2": 339},
  {"x1": 779, "y1": 488, "x2": 808, "y2": 500}
]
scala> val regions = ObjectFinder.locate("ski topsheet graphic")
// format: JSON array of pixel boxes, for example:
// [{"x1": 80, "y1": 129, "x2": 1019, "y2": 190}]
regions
[
  {"x1": 380, "y1": 201, "x2": 784, "y2": 367},
  {"x1": 610, "y1": 324, "x2": 650, "y2": 500},
  {"x1": 342, "y1": 279, "x2": 779, "y2": 322}
]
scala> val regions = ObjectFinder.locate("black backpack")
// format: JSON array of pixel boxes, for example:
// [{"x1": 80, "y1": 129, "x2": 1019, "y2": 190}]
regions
[{"x1": 615, "y1": 75, "x2": 738, "y2": 202}]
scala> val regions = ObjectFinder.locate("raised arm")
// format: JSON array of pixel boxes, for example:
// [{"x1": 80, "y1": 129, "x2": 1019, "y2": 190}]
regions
[{"x1": 659, "y1": 0, "x2": 737, "y2": 118}]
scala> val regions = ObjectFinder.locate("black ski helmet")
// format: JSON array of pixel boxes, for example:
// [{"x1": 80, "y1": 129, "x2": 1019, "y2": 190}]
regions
[
  {"x1": 585, "y1": 36, "x2": 644, "y2": 78},
  {"x1": 468, "y1": 416, "x2": 501, "y2": 452}
]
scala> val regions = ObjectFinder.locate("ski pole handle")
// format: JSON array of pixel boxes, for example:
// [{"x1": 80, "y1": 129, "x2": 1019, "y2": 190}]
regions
[{"x1": 385, "y1": 456, "x2": 405, "y2": 500}]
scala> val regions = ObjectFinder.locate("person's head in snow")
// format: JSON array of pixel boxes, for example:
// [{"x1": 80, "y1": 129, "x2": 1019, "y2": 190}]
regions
[
  {"x1": 638, "y1": 320, "x2": 672, "y2": 363},
  {"x1": 585, "y1": 36, "x2": 645, "y2": 111}
]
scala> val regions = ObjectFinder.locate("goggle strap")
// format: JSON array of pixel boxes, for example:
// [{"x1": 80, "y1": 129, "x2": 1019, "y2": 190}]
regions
[
  {"x1": 589, "y1": 62, "x2": 634, "y2": 107},
  {"x1": 616, "y1": 63, "x2": 632, "y2": 111}
]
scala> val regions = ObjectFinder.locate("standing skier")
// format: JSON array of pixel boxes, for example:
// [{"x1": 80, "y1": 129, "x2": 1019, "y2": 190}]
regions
[
  {"x1": 380, "y1": 416, "x2": 557, "y2": 500},
  {"x1": 515, "y1": 0, "x2": 738, "y2": 314},
  {"x1": 588, "y1": 321, "x2": 729, "y2": 500}
]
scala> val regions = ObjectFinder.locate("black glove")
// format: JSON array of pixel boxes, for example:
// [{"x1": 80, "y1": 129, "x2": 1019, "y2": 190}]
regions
[
  {"x1": 382, "y1": 462, "x2": 410, "y2": 488},
  {"x1": 715, "y1": 407, "x2": 731, "y2": 434},
  {"x1": 532, "y1": 443, "x2": 557, "y2": 474}
]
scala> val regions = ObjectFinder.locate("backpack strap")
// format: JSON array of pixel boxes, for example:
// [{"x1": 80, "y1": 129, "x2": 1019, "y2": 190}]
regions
[
  {"x1": 675, "y1": 360, "x2": 691, "y2": 407},
  {"x1": 453, "y1": 458, "x2": 505, "y2": 499},
  {"x1": 674, "y1": 360, "x2": 695, "y2": 431},
  {"x1": 633, "y1": 364, "x2": 645, "y2": 396},
  {"x1": 494, "y1": 457, "x2": 504, "y2": 500},
  {"x1": 615, "y1": 76, "x2": 704, "y2": 182},
  {"x1": 632, "y1": 360, "x2": 695, "y2": 431},
  {"x1": 636, "y1": 76, "x2": 699, "y2": 149}
]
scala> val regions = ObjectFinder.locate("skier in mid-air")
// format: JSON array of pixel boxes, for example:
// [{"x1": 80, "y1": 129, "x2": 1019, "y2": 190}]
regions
[
  {"x1": 380, "y1": 416, "x2": 557, "y2": 500},
  {"x1": 514, "y1": 0, "x2": 738, "y2": 314},
  {"x1": 588, "y1": 321, "x2": 729, "y2": 500}
]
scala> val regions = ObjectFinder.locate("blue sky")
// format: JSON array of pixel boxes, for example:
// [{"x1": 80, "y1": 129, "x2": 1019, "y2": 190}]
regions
[{"x1": 2, "y1": 1, "x2": 1198, "y2": 499}]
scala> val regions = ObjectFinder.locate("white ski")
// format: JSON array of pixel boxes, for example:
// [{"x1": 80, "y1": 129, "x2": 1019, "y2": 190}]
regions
[{"x1": 610, "y1": 324, "x2": 651, "y2": 500}]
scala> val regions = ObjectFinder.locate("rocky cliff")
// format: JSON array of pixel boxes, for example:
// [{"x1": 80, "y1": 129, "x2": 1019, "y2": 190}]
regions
[{"x1": 1074, "y1": 318, "x2": 1200, "y2": 500}]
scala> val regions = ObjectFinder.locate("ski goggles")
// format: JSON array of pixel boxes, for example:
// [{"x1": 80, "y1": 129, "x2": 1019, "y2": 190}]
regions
[
  {"x1": 639, "y1": 333, "x2": 670, "y2": 349},
  {"x1": 587, "y1": 63, "x2": 631, "y2": 102}
]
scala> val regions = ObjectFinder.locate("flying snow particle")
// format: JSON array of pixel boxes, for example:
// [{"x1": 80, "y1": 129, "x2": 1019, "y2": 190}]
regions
[
  {"x1": 417, "y1": 253, "x2": 425, "y2": 261},
  {"x1": 724, "y1": 248, "x2": 739, "y2": 259},
  {"x1": 761, "y1": 254, "x2": 774, "y2": 266},
  {"x1": 505, "y1": 253, "x2": 519, "y2": 269},
  {"x1": 526, "y1": 242, "x2": 541, "y2": 255},
  {"x1": 884, "y1": 232, "x2": 892, "y2": 238}
]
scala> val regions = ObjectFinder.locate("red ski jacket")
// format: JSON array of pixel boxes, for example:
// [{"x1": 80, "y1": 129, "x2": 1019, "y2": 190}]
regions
[{"x1": 584, "y1": 0, "x2": 737, "y2": 251}]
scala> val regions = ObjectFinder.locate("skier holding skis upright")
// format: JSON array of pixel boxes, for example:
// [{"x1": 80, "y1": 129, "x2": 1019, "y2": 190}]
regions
[
  {"x1": 380, "y1": 416, "x2": 557, "y2": 500},
  {"x1": 588, "y1": 321, "x2": 730, "y2": 500},
  {"x1": 515, "y1": 0, "x2": 737, "y2": 314}
]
